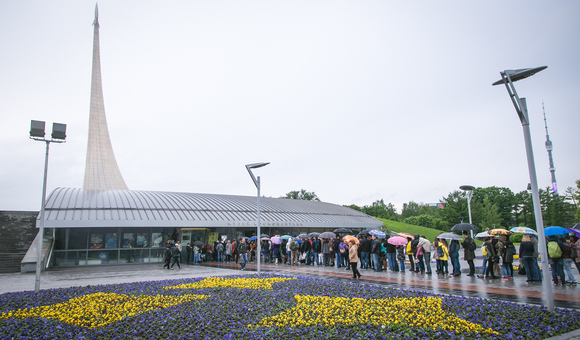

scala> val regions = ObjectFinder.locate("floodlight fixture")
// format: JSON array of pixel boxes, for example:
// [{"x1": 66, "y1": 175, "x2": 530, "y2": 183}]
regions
[
  {"x1": 30, "y1": 120, "x2": 46, "y2": 139},
  {"x1": 51, "y1": 123, "x2": 67, "y2": 140},
  {"x1": 29, "y1": 119, "x2": 67, "y2": 292}
]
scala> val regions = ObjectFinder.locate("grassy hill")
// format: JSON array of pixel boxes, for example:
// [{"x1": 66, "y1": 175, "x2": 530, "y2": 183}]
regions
[{"x1": 377, "y1": 218, "x2": 444, "y2": 241}]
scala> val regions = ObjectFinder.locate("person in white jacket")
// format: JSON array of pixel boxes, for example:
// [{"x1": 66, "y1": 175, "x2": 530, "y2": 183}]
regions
[{"x1": 417, "y1": 236, "x2": 432, "y2": 274}]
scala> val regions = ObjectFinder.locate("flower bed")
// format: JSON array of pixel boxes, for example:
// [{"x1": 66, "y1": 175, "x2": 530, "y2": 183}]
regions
[{"x1": 0, "y1": 274, "x2": 579, "y2": 339}]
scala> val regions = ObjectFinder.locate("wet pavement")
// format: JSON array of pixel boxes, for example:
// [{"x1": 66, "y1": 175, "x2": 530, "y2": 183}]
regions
[{"x1": 2, "y1": 259, "x2": 579, "y2": 310}]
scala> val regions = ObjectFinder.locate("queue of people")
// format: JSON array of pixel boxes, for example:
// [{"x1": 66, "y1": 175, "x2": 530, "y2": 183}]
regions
[{"x1": 171, "y1": 231, "x2": 580, "y2": 285}]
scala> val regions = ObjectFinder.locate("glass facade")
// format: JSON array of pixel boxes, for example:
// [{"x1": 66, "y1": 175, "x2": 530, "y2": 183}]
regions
[
  {"x1": 52, "y1": 227, "x2": 181, "y2": 267},
  {"x1": 51, "y1": 226, "x2": 350, "y2": 267}
]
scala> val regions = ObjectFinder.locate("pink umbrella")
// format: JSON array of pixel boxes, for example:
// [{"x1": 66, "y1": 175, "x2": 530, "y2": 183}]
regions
[
  {"x1": 271, "y1": 236, "x2": 282, "y2": 244},
  {"x1": 387, "y1": 236, "x2": 409, "y2": 246}
]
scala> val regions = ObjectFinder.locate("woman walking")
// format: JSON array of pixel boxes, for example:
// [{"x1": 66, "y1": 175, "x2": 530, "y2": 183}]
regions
[{"x1": 349, "y1": 240, "x2": 362, "y2": 280}]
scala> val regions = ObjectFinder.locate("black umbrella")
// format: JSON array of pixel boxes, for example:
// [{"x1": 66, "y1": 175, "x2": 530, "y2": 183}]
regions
[
  {"x1": 357, "y1": 230, "x2": 370, "y2": 236},
  {"x1": 450, "y1": 223, "x2": 478, "y2": 232},
  {"x1": 192, "y1": 241, "x2": 205, "y2": 247},
  {"x1": 260, "y1": 234, "x2": 269, "y2": 238},
  {"x1": 333, "y1": 228, "x2": 352, "y2": 233},
  {"x1": 297, "y1": 234, "x2": 309, "y2": 239},
  {"x1": 308, "y1": 232, "x2": 321, "y2": 238},
  {"x1": 319, "y1": 231, "x2": 336, "y2": 239}
]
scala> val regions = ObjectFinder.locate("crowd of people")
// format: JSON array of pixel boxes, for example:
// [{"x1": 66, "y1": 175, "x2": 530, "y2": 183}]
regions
[{"x1": 162, "y1": 231, "x2": 580, "y2": 284}]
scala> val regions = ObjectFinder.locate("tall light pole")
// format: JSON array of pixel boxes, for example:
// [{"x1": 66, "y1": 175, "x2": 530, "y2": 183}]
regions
[
  {"x1": 245, "y1": 162, "x2": 269, "y2": 274},
  {"x1": 460, "y1": 185, "x2": 475, "y2": 238},
  {"x1": 493, "y1": 66, "x2": 554, "y2": 311},
  {"x1": 30, "y1": 120, "x2": 67, "y2": 292}
]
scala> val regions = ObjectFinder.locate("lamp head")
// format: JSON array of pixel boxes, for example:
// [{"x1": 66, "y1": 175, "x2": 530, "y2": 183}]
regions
[
  {"x1": 492, "y1": 66, "x2": 547, "y2": 86},
  {"x1": 459, "y1": 185, "x2": 475, "y2": 191},
  {"x1": 246, "y1": 162, "x2": 270, "y2": 170}
]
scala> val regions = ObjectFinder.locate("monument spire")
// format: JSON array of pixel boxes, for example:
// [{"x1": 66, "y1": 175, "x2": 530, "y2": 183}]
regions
[{"x1": 83, "y1": 4, "x2": 128, "y2": 190}]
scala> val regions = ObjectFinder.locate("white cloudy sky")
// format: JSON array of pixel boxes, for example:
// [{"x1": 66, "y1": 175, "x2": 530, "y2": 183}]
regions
[{"x1": 1, "y1": 1, "x2": 579, "y2": 213}]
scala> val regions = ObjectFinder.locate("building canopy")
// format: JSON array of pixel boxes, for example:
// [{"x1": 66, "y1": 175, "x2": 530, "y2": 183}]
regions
[{"x1": 39, "y1": 188, "x2": 383, "y2": 230}]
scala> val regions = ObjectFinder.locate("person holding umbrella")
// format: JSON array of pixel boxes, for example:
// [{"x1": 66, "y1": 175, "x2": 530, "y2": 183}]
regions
[
  {"x1": 461, "y1": 231, "x2": 477, "y2": 276},
  {"x1": 348, "y1": 239, "x2": 362, "y2": 280}
]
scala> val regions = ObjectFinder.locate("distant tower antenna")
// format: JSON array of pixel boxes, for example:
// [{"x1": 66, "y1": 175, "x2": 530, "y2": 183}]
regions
[{"x1": 543, "y1": 102, "x2": 558, "y2": 195}]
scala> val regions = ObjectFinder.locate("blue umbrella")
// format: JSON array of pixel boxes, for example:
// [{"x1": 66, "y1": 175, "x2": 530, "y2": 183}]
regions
[
  {"x1": 280, "y1": 235, "x2": 292, "y2": 240},
  {"x1": 248, "y1": 236, "x2": 258, "y2": 241},
  {"x1": 544, "y1": 226, "x2": 570, "y2": 237},
  {"x1": 369, "y1": 230, "x2": 386, "y2": 238}
]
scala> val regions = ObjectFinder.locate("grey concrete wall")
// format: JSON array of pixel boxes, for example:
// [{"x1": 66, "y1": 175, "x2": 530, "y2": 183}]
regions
[{"x1": 0, "y1": 211, "x2": 38, "y2": 273}]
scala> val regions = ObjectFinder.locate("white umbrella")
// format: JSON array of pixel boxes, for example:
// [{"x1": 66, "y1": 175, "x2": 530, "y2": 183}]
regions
[{"x1": 437, "y1": 233, "x2": 462, "y2": 240}]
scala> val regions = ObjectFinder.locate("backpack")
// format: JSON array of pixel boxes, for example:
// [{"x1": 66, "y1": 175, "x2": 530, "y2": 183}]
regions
[
  {"x1": 468, "y1": 239, "x2": 477, "y2": 251},
  {"x1": 548, "y1": 241, "x2": 562, "y2": 258},
  {"x1": 436, "y1": 246, "x2": 444, "y2": 258},
  {"x1": 290, "y1": 241, "x2": 299, "y2": 251},
  {"x1": 504, "y1": 242, "x2": 516, "y2": 263}
]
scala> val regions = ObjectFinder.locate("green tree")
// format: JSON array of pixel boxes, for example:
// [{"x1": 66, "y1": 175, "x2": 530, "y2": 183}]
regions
[
  {"x1": 282, "y1": 189, "x2": 320, "y2": 201},
  {"x1": 401, "y1": 201, "x2": 422, "y2": 219},
  {"x1": 471, "y1": 187, "x2": 515, "y2": 228},
  {"x1": 438, "y1": 190, "x2": 468, "y2": 230},
  {"x1": 361, "y1": 199, "x2": 398, "y2": 220},
  {"x1": 479, "y1": 195, "x2": 503, "y2": 230},
  {"x1": 514, "y1": 190, "x2": 535, "y2": 228}
]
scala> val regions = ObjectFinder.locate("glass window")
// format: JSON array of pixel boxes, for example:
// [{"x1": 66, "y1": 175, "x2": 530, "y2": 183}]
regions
[
  {"x1": 87, "y1": 250, "x2": 118, "y2": 265},
  {"x1": 122, "y1": 232, "x2": 136, "y2": 248},
  {"x1": 54, "y1": 228, "x2": 88, "y2": 250},
  {"x1": 53, "y1": 251, "x2": 87, "y2": 266},
  {"x1": 136, "y1": 233, "x2": 149, "y2": 248},
  {"x1": 120, "y1": 249, "x2": 149, "y2": 264}
]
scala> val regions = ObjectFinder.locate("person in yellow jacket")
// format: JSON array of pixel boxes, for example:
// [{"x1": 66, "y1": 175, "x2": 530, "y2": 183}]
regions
[
  {"x1": 437, "y1": 238, "x2": 449, "y2": 275},
  {"x1": 406, "y1": 240, "x2": 415, "y2": 272}
]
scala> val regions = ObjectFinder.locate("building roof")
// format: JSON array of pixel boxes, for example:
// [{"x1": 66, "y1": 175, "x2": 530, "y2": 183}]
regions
[{"x1": 39, "y1": 188, "x2": 382, "y2": 229}]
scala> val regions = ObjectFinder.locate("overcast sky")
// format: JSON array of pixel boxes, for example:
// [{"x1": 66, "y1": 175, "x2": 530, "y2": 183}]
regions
[{"x1": 1, "y1": 1, "x2": 579, "y2": 213}]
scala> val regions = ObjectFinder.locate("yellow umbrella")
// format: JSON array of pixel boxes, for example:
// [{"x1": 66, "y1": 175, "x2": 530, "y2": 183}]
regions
[
  {"x1": 342, "y1": 235, "x2": 359, "y2": 245},
  {"x1": 488, "y1": 228, "x2": 513, "y2": 236}
]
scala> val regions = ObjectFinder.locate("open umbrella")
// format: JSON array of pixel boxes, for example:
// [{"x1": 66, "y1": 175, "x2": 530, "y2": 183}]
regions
[
  {"x1": 475, "y1": 231, "x2": 492, "y2": 239},
  {"x1": 398, "y1": 233, "x2": 414, "y2": 240},
  {"x1": 308, "y1": 232, "x2": 321, "y2": 238},
  {"x1": 260, "y1": 234, "x2": 269, "y2": 238},
  {"x1": 570, "y1": 223, "x2": 580, "y2": 230},
  {"x1": 357, "y1": 230, "x2": 370, "y2": 236},
  {"x1": 369, "y1": 230, "x2": 386, "y2": 238},
  {"x1": 387, "y1": 236, "x2": 408, "y2": 246},
  {"x1": 451, "y1": 223, "x2": 478, "y2": 232},
  {"x1": 437, "y1": 233, "x2": 462, "y2": 240},
  {"x1": 192, "y1": 241, "x2": 205, "y2": 247},
  {"x1": 319, "y1": 231, "x2": 336, "y2": 239},
  {"x1": 544, "y1": 226, "x2": 570, "y2": 237},
  {"x1": 342, "y1": 235, "x2": 359, "y2": 245},
  {"x1": 489, "y1": 229, "x2": 513, "y2": 236},
  {"x1": 260, "y1": 237, "x2": 270, "y2": 241},
  {"x1": 509, "y1": 227, "x2": 538, "y2": 236},
  {"x1": 271, "y1": 236, "x2": 282, "y2": 244},
  {"x1": 297, "y1": 234, "x2": 309, "y2": 239},
  {"x1": 280, "y1": 235, "x2": 292, "y2": 240},
  {"x1": 567, "y1": 228, "x2": 580, "y2": 238},
  {"x1": 333, "y1": 228, "x2": 352, "y2": 233},
  {"x1": 248, "y1": 236, "x2": 258, "y2": 241}
]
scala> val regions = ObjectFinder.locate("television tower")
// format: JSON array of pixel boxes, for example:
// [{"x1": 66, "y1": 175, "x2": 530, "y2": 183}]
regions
[{"x1": 543, "y1": 102, "x2": 558, "y2": 195}]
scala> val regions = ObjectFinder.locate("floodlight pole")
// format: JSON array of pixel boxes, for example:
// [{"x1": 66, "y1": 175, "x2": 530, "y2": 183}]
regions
[
  {"x1": 245, "y1": 162, "x2": 269, "y2": 274},
  {"x1": 460, "y1": 185, "x2": 475, "y2": 238},
  {"x1": 494, "y1": 67, "x2": 553, "y2": 311},
  {"x1": 30, "y1": 121, "x2": 66, "y2": 293}
]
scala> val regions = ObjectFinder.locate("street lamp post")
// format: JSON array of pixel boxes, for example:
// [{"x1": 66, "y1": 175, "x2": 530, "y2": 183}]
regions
[
  {"x1": 245, "y1": 162, "x2": 270, "y2": 274},
  {"x1": 493, "y1": 66, "x2": 554, "y2": 311},
  {"x1": 459, "y1": 185, "x2": 475, "y2": 238},
  {"x1": 29, "y1": 120, "x2": 66, "y2": 293}
]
